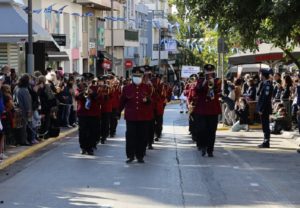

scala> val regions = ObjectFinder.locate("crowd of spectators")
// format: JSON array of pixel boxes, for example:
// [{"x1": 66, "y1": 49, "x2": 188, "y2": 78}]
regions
[
  {"x1": 0, "y1": 66, "x2": 81, "y2": 161},
  {"x1": 222, "y1": 71, "x2": 298, "y2": 134}
]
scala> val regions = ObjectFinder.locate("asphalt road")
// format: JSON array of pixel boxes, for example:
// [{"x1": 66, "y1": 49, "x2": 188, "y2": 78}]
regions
[{"x1": 0, "y1": 104, "x2": 300, "y2": 208}]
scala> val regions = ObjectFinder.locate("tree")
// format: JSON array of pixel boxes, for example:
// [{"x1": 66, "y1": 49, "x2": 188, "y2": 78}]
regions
[{"x1": 174, "y1": 0, "x2": 300, "y2": 68}]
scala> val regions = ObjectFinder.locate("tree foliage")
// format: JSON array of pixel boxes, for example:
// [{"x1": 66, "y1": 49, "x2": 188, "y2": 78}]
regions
[{"x1": 173, "y1": 0, "x2": 300, "y2": 67}]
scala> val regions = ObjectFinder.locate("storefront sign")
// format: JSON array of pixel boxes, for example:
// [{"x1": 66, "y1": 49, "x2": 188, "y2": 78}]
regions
[
  {"x1": 97, "y1": 19, "x2": 105, "y2": 51},
  {"x1": 102, "y1": 59, "x2": 111, "y2": 70},
  {"x1": 52, "y1": 34, "x2": 66, "y2": 46}
]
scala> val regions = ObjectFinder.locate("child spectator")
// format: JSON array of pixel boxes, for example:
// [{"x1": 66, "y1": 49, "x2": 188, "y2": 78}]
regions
[
  {"x1": 231, "y1": 97, "x2": 249, "y2": 132},
  {"x1": 270, "y1": 107, "x2": 292, "y2": 134}
]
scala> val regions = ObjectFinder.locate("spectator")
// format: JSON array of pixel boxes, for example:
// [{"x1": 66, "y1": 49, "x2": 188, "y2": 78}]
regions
[
  {"x1": 270, "y1": 107, "x2": 292, "y2": 134},
  {"x1": 242, "y1": 74, "x2": 251, "y2": 94},
  {"x1": 0, "y1": 75, "x2": 6, "y2": 160},
  {"x1": 13, "y1": 74, "x2": 32, "y2": 146},
  {"x1": 243, "y1": 78, "x2": 256, "y2": 101},
  {"x1": 231, "y1": 97, "x2": 249, "y2": 132},
  {"x1": 1, "y1": 84, "x2": 14, "y2": 146},
  {"x1": 223, "y1": 83, "x2": 236, "y2": 125}
]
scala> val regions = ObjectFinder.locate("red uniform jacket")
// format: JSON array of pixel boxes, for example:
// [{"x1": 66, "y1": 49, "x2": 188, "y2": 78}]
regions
[
  {"x1": 192, "y1": 78, "x2": 222, "y2": 115},
  {"x1": 100, "y1": 96, "x2": 113, "y2": 113},
  {"x1": 120, "y1": 83, "x2": 154, "y2": 121},
  {"x1": 75, "y1": 86, "x2": 101, "y2": 117},
  {"x1": 111, "y1": 87, "x2": 121, "y2": 109},
  {"x1": 152, "y1": 83, "x2": 166, "y2": 116}
]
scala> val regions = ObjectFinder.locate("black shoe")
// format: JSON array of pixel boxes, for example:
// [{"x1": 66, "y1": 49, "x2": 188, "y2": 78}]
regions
[
  {"x1": 258, "y1": 143, "x2": 270, "y2": 148},
  {"x1": 126, "y1": 158, "x2": 134, "y2": 163},
  {"x1": 148, "y1": 145, "x2": 154, "y2": 150},
  {"x1": 87, "y1": 150, "x2": 94, "y2": 155},
  {"x1": 208, "y1": 152, "x2": 214, "y2": 157},
  {"x1": 154, "y1": 137, "x2": 159, "y2": 142},
  {"x1": 180, "y1": 111, "x2": 183, "y2": 114},
  {"x1": 297, "y1": 149, "x2": 300, "y2": 154},
  {"x1": 202, "y1": 149, "x2": 206, "y2": 157},
  {"x1": 101, "y1": 140, "x2": 105, "y2": 144},
  {"x1": 137, "y1": 158, "x2": 145, "y2": 163}
]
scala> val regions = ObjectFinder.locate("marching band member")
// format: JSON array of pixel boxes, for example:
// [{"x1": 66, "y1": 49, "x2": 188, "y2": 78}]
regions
[
  {"x1": 110, "y1": 74, "x2": 121, "y2": 137},
  {"x1": 99, "y1": 75, "x2": 113, "y2": 144},
  {"x1": 76, "y1": 77, "x2": 101, "y2": 155},
  {"x1": 120, "y1": 67, "x2": 153, "y2": 163},
  {"x1": 193, "y1": 64, "x2": 222, "y2": 157}
]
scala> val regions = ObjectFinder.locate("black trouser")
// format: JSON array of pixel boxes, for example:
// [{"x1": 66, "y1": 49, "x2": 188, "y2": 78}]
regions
[
  {"x1": 195, "y1": 115, "x2": 219, "y2": 153},
  {"x1": 101, "y1": 112, "x2": 111, "y2": 141},
  {"x1": 126, "y1": 121, "x2": 149, "y2": 159},
  {"x1": 154, "y1": 114, "x2": 163, "y2": 138},
  {"x1": 189, "y1": 113, "x2": 196, "y2": 141},
  {"x1": 148, "y1": 119, "x2": 155, "y2": 146},
  {"x1": 109, "y1": 108, "x2": 118, "y2": 136},
  {"x1": 78, "y1": 116, "x2": 100, "y2": 151},
  {"x1": 260, "y1": 113, "x2": 270, "y2": 143}
]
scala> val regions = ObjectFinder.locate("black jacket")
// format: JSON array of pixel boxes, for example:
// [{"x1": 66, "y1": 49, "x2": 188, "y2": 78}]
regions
[{"x1": 235, "y1": 105, "x2": 249, "y2": 125}]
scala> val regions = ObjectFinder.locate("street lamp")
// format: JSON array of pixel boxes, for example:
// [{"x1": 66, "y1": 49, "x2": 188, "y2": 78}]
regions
[{"x1": 27, "y1": 0, "x2": 34, "y2": 74}]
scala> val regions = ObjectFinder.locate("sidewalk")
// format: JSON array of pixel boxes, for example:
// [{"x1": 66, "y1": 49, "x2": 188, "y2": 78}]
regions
[{"x1": 0, "y1": 127, "x2": 78, "y2": 170}]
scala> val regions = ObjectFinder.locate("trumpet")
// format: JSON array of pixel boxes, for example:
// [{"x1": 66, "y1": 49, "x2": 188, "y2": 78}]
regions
[{"x1": 208, "y1": 78, "x2": 215, "y2": 89}]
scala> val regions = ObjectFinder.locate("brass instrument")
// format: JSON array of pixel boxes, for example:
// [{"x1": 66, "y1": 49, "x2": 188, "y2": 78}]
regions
[
  {"x1": 208, "y1": 78, "x2": 215, "y2": 89},
  {"x1": 206, "y1": 78, "x2": 215, "y2": 101}
]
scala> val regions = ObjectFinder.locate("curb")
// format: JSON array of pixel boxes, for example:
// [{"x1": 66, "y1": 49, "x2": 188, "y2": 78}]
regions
[
  {"x1": 0, "y1": 128, "x2": 78, "y2": 170},
  {"x1": 217, "y1": 124, "x2": 262, "y2": 131}
]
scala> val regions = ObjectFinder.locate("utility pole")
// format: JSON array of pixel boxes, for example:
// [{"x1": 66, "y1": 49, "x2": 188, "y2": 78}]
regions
[
  {"x1": 111, "y1": 0, "x2": 114, "y2": 73},
  {"x1": 27, "y1": 0, "x2": 34, "y2": 74},
  {"x1": 158, "y1": 27, "x2": 161, "y2": 72}
]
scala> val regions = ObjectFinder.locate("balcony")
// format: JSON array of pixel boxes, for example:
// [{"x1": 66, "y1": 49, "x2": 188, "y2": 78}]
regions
[{"x1": 75, "y1": 0, "x2": 122, "y2": 11}]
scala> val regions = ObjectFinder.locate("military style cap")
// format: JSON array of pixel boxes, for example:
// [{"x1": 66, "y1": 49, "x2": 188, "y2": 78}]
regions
[
  {"x1": 260, "y1": 68, "x2": 273, "y2": 76},
  {"x1": 204, "y1": 64, "x2": 216, "y2": 74},
  {"x1": 132, "y1": 67, "x2": 144, "y2": 75}
]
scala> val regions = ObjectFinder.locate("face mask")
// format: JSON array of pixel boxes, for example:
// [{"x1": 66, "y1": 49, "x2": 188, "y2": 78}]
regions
[{"x1": 132, "y1": 76, "x2": 142, "y2": 85}]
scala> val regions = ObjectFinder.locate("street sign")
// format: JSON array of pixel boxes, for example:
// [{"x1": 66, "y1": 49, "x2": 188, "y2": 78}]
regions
[
  {"x1": 124, "y1": 60, "x2": 133, "y2": 69},
  {"x1": 181, "y1": 65, "x2": 200, "y2": 78}
]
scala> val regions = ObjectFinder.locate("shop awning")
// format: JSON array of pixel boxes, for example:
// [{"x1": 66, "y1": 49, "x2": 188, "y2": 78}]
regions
[
  {"x1": 0, "y1": 2, "x2": 54, "y2": 43},
  {"x1": 229, "y1": 43, "x2": 300, "y2": 66},
  {"x1": 46, "y1": 51, "x2": 69, "y2": 61}
]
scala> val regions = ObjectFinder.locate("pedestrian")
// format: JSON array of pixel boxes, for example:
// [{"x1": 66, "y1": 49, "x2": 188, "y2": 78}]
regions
[
  {"x1": 192, "y1": 64, "x2": 222, "y2": 157},
  {"x1": 257, "y1": 69, "x2": 273, "y2": 148},
  {"x1": 120, "y1": 67, "x2": 153, "y2": 163}
]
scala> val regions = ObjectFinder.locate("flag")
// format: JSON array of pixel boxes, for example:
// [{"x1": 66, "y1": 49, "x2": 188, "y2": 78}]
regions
[
  {"x1": 117, "y1": 17, "x2": 126, "y2": 21},
  {"x1": 22, "y1": 6, "x2": 28, "y2": 13},
  {"x1": 71, "y1": 12, "x2": 81, "y2": 17},
  {"x1": 55, "y1": 5, "x2": 68, "y2": 14},
  {"x1": 174, "y1": 22, "x2": 180, "y2": 33},
  {"x1": 83, "y1": 12, "x2": 94, "y2": 17},
  {"x1": 44, "y1": 4, "x2": 55, "y2": 13},
  {"x1": 33, "y1": 9, "x2": 42, "y2": 14}
]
